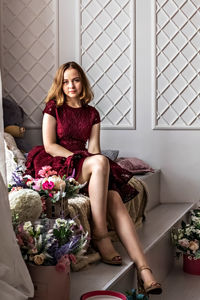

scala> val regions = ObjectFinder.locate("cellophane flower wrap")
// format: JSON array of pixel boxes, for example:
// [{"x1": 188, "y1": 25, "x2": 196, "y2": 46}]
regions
[
  {"x1": 171, "y1": 209, "x2": 200, "y2": 259},
  {"x1": 13, "y1": 217, "x2": 89, "y2": 271}
]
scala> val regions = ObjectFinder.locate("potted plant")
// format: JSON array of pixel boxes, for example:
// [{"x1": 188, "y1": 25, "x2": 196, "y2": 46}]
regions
[
  {"x1": 13, "y1": 216, "x2": 88, "y2": 300},
  {"x1": 171, "y1": 208, "x2": 200, "y2": 275}
]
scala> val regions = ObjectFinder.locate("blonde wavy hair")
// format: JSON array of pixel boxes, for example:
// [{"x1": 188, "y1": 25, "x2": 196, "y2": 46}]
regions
[{"x1": 45, "y1": 62, "x2": 94, "y2": 106}]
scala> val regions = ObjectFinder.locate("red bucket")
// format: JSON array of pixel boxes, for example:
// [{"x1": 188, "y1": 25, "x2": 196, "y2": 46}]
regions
[
  {"x1": 80, "y1": 290, "x2": 127, "y2": 299},
  {"x1": 183, "y1": 254, "x2": 200, "y2": 275}
]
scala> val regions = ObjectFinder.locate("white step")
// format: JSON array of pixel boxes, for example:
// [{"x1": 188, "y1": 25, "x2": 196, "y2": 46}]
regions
[{"x1": 70, "y1": 203, "x2": 194, "y2": 300}]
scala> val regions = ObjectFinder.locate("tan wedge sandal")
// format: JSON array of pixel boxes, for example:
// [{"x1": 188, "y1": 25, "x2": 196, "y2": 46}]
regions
[
  {"x1": 92, "y1": 233, "x2": 122, "y2": 266},
  {"x1": 137, "y1": 266, "x2": 162, "y2": 295}
]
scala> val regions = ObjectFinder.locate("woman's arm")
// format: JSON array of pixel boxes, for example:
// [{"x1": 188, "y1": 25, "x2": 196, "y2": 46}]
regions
[
  {"x1": 88, "y1": 122, "x2": 101, "y2": 154},
  {"x1": 42, "y1": 113, "x2": 73, "y2": 158}
]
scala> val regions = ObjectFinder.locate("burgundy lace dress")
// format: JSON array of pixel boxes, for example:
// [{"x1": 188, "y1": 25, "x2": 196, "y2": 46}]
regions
[{"x1": 25, "y1": 100, "x2": 138, "y2": 203}]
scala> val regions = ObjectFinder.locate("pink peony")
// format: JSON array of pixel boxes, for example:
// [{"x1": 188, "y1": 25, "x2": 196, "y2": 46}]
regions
[{"x1": 38, "y1": 166, "x2": 57, "y2": 178}]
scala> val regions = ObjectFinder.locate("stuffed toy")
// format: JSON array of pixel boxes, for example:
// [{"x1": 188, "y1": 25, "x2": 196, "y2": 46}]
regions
[
  {"x1": 3, "y1": 97, "x2": 25, "y2": 138},
  {"x1": 4, "y1": 132, "x2": 26, "y2": 184},
  {"x1": 3, "y1": 97, "x2": 27, "y2": 183}
]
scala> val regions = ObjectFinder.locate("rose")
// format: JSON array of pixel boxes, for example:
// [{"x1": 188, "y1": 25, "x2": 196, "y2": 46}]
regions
[
  {"x1": 47, "y1": 176, "x2": 66, "y2": 191},
  {"x1": 178, "y1": 238, "x2": 190, "y2": 248},
  {"x1": 56, "y1": 254, "x2": 70, "y2": 272},
  {"x1": 189, "y1": 241, "x2": 199, "y2": 252},
  {"x1": 33, "y1": 253, "x2": 45, "y2": 265}
]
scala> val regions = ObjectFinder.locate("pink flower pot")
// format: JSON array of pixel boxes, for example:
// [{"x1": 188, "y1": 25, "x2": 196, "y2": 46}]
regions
[
  {"x1": 28, "y1": 264, "x2": 70, "y2": 300},
  {"x1": 183, "y1": 254, "x2": 200, "y2": 275}
]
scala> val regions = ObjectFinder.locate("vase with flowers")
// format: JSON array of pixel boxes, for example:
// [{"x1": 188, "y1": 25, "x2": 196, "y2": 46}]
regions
[
  {"x1": 13, "y1": 216, "x2": 88, "y2": 300},
  {"x1": 171, "y1": 208, "x2": 200, "y2": 275}
]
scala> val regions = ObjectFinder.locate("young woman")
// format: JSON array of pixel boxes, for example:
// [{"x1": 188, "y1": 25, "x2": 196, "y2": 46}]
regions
[{"x1": 26, "y1": 62, "x2": 162, "y2": 295}]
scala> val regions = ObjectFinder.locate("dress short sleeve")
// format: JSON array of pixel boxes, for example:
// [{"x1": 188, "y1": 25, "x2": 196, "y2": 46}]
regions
[
  {"x1": 92, "y1": 107, "x2": 101, "y2": 125},
  {"x1": 43, "y1": 100, "x2": 57, "y2": 118}
]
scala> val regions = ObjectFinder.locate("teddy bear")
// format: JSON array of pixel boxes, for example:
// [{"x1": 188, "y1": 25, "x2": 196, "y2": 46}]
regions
[
  {"x1": 3, "y1": 97, "x2": 27, "y2": 184},
  {"x1": 3, "y1": 97, "x2": 25, "y2": 138}
]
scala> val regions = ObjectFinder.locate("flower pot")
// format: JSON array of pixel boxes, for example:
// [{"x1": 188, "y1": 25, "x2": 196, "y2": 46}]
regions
[
  {"x1": 183, "y1": 254, "x2": 200, "y2": 275},
  {"x1": 80, "y1": 290, "x2": 127, "y2": 299},
  {"x1": 27, "y1": 263, "x2": 70, "y2": 300}
]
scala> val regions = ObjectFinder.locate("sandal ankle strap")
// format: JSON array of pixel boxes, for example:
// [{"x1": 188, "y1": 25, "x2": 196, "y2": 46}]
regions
[
  {"x1": 92, "y1": 233, "x2": 110, "y2": 241},
  {"x1": 138, "y1": 265, "x2": 153, "y2": 274}
]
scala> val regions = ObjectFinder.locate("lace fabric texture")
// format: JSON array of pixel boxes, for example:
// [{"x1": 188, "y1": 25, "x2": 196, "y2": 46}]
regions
[{"x1": 26, "y1": 100, "x2": 138, "y2": 202}]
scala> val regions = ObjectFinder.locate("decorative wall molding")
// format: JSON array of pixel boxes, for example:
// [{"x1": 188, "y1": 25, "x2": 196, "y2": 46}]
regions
[
  {"x1": 1, "y1": 0, "x2": 58, "y2": 128},
  {"x1": 154, "y1": 0, "x2": 200, "y2": 129},
  {"x1": 80, "y1": 0, "x2": 136, "y2": 129}
]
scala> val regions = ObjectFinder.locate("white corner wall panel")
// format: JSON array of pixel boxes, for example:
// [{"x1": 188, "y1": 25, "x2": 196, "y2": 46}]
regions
[
  {"x1": 1, "y1": 0, "x2": 58, "y2": 128},
  {"x1": 80, "y1": 0, "x2": 136, "y2": 129},
  {"x1": 154, "y1": 0, "x2": 200, "y2": 129}
]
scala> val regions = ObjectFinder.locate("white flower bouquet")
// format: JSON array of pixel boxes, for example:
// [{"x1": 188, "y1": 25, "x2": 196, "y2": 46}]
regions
[{"x1": 14, "y1": 217, "x2": 88, "y2": 270}]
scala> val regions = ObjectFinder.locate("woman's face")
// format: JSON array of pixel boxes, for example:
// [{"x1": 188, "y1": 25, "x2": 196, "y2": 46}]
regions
[{"x1": 62, "y1": 68, "x2": 83, "y2": 100}]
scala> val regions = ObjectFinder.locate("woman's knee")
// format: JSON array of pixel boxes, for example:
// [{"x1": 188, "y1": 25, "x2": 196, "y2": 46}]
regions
[{"x1": 91, "y1": 154, "x2": 110, "y2": 173}]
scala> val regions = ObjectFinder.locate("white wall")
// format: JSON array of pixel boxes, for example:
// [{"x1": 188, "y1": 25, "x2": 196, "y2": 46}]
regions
[{"x1": 100, "y1": 1, "x2": 200, "y2": 204}]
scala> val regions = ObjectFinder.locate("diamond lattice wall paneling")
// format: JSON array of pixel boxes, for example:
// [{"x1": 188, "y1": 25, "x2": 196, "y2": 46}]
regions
[
  {"x1": 80, "y1": 0, "x2": 135, "y2": 129},
  {"x1": 1, "y1": 0, "x2": 58, "y2": 128},
  {"x1": 155, "y1": 0, "x2": 200, "y2": 129}
]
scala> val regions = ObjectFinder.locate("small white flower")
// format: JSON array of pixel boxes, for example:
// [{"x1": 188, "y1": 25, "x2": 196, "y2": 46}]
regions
[
  {"x1": 23, "y1": 221, "x2": 33, "y2": 232},
  {"x1": 35, "y1": 224, "x2": 43, "y2": 234}
]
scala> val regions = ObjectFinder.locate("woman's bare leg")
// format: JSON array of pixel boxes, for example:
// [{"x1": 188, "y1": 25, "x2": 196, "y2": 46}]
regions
[
  {"x1": 107, "y1": 190, "x2": 159, "y2": 285},
  {"x1": 77, "y1": 155, "x2": 121, "y2": 261}
]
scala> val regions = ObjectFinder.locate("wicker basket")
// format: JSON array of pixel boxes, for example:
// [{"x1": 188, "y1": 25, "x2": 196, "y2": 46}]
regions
[{"x1": 45, "y1": 197, "x2": 69, "y2": 219}]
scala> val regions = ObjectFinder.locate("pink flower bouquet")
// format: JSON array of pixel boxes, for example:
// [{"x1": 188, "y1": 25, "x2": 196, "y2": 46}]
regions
[
  {"x1": 171, "y1": 209, "x2": 200, "y2": 259},
  {"x1": 9, "y1": 165, "x2": 86, "y2": 210}
]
